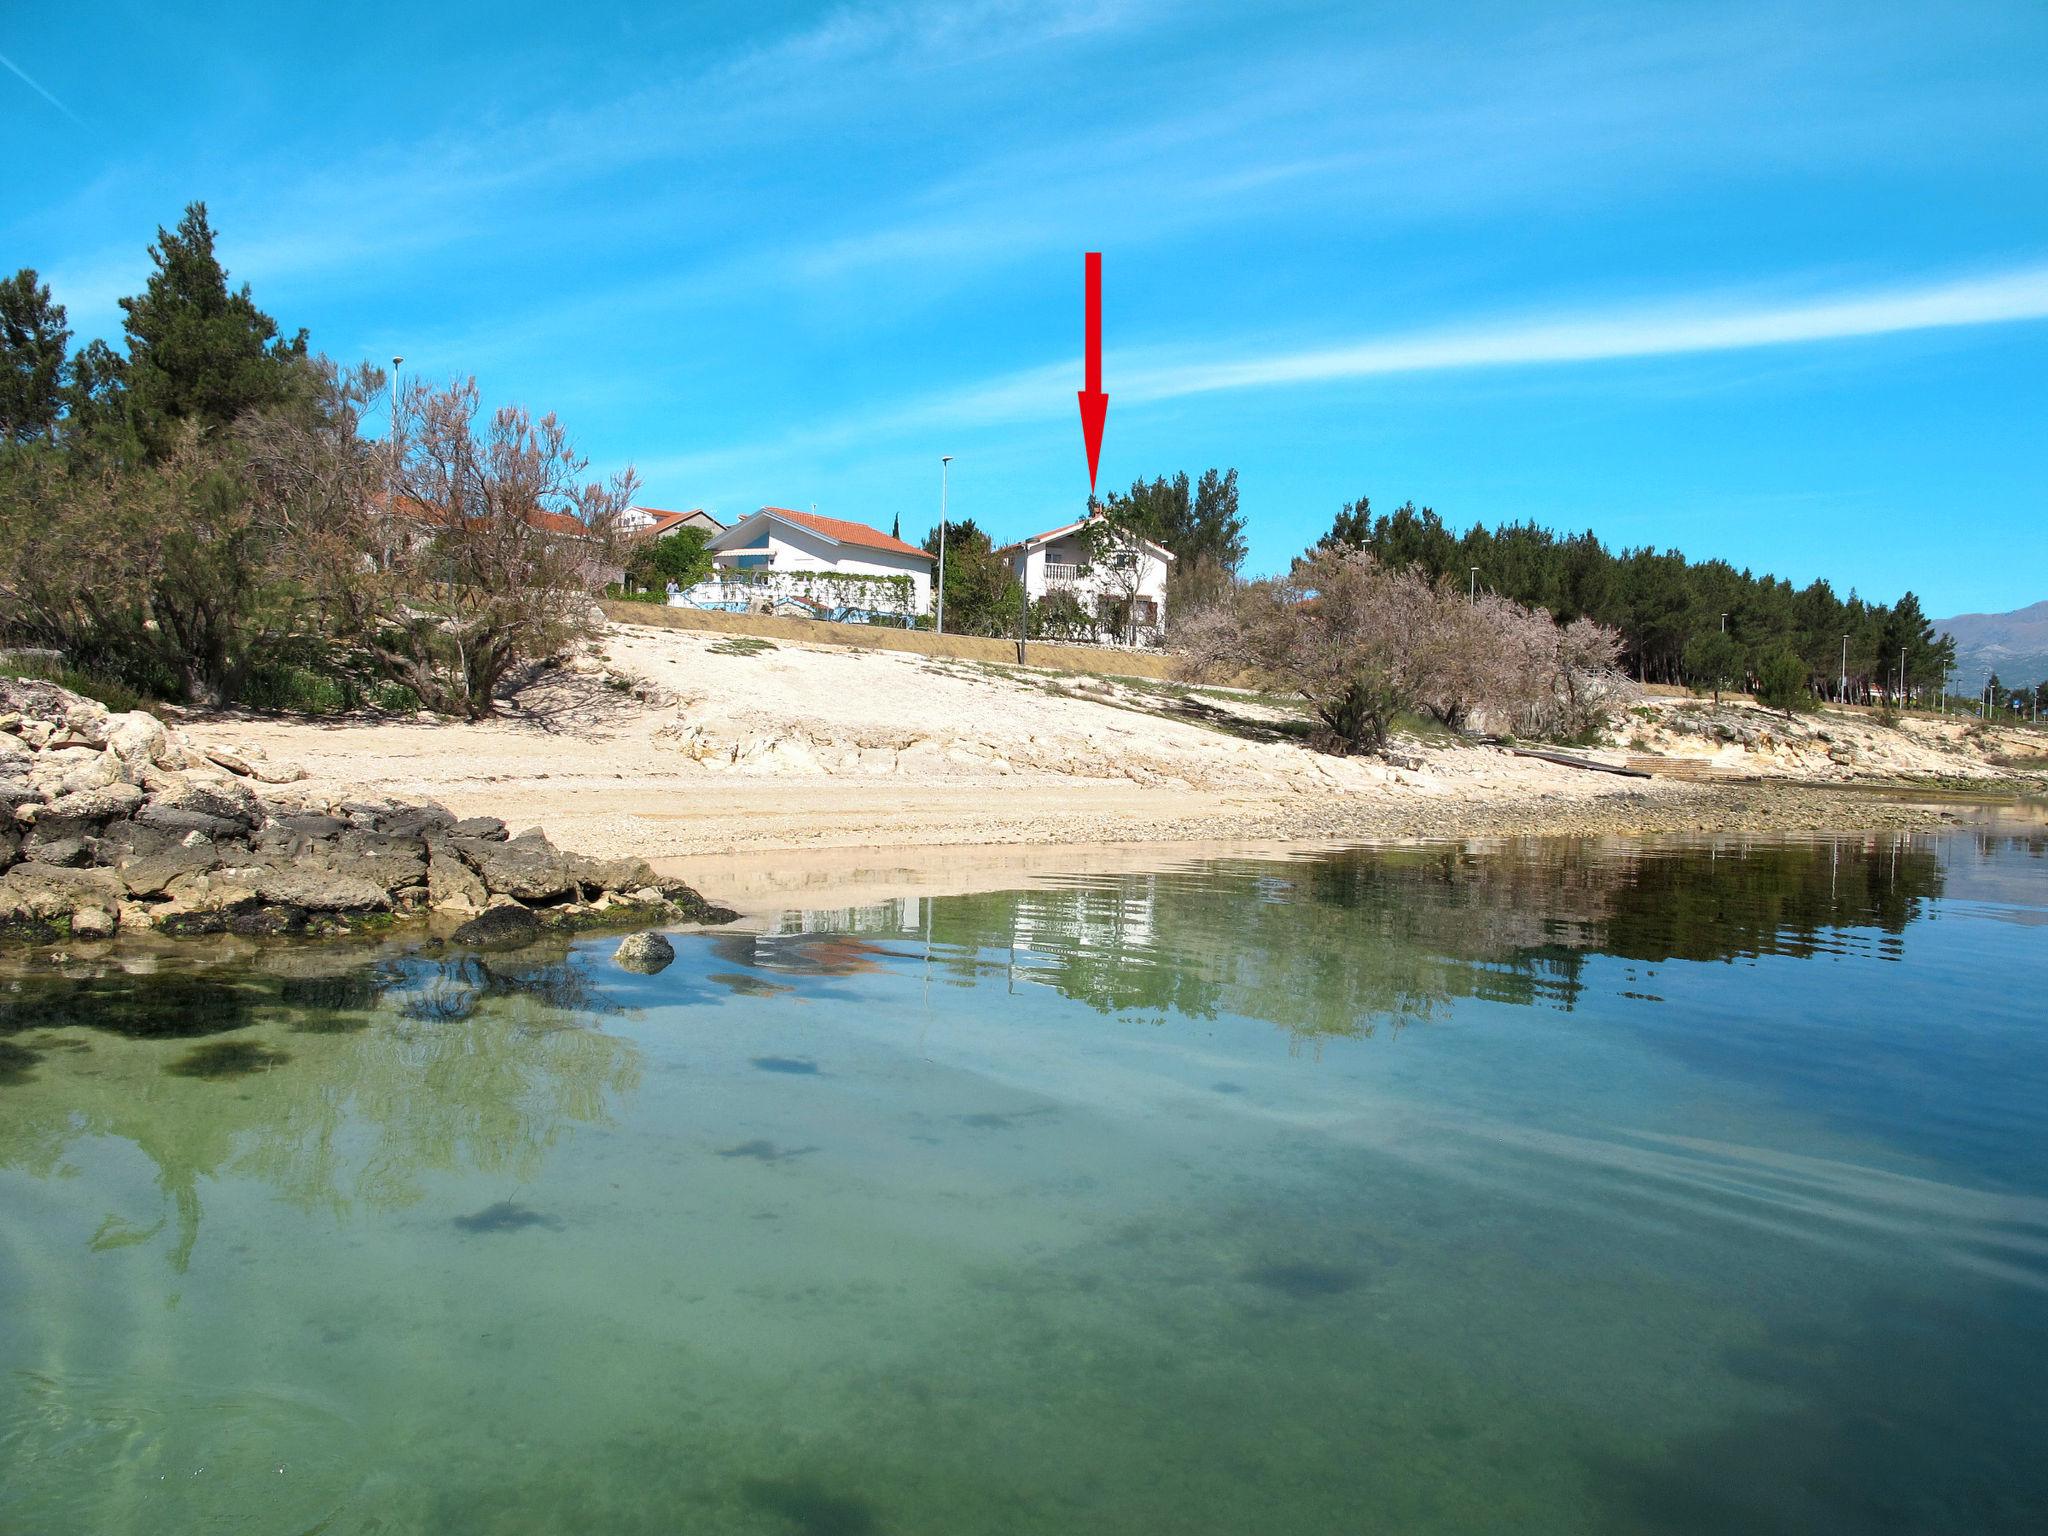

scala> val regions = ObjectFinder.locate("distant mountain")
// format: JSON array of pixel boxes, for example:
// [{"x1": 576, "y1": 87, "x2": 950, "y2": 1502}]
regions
[{"x1": 1934, "y1": 599, "x2": 2048, "y2": 690}]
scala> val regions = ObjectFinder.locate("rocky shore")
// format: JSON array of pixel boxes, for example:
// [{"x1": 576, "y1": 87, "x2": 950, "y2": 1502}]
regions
[{"x1": 0, "y1": 679, "x2": 734, "y2": 945}]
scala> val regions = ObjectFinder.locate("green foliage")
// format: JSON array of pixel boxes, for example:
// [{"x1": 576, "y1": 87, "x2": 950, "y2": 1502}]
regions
[
  {"x1": 117, "y1": 203, "x2": 308, "y2": 458},
  {"x1": 1755, "y1": 649, "x2": 1812, "y2": 712},
  {"x1": 1683, "y1": 630, "x2": 1747, "y2": 704},
  {"x1": 923, "y1": 518, "x2": 1024, "y2": 634},
  {"x1": 1098, "y1": 466, "x2": 1246, "y2": 572},
  {"x1": 2, "y1": 655, "x2": 155, "y2": 715},
  {"x1": 1320, "y1": 497, "x2": 1955, "y2": 698},
  {"x1": 708, "y1": 636, "x2": 776, "y2": 657},
  {"x1": 0, "y1": 269, "x2": 70, "y2": 443},
  {"x1": 624, "y1": 526, "x2": 711, "y2": 590}
]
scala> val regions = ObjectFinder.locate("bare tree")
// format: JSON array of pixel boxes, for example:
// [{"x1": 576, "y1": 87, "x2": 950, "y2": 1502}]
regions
[
  {"x1": 242, "y1": 372, "x2": 634, "y2": 718},
  {"x1": 1177, "y1": 546, "x2": 1633, "y2": 755},
  {"x1": 1178, "y1": 546, "x2": 1443, "y2": 753}
]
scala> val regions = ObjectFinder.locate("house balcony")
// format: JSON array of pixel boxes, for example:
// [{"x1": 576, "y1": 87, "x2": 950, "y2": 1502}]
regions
[{"x1": 1042, "y1": 561, "x2": 1087, "y2": 586}]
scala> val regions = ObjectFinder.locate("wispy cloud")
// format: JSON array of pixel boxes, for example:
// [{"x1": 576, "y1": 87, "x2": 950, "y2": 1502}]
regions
[
  {"x1": 634, "y1": 261, "x2": 2048, "y2": 484},
  {"x1": 1123, "y1": 264, "x2": 2048, "y2": 402},
  {"x1": 0, "y1": 47, "x2": 85, "y2": 126}
]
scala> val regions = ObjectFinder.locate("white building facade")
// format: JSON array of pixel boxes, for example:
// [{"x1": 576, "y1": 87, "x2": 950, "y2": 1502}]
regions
[
  {"x1": 997, "y1": 515, "x2": 1174, "y2": 645},
  {"x1": 683, "y1": 506, "x2": 934, "y2": 622}
]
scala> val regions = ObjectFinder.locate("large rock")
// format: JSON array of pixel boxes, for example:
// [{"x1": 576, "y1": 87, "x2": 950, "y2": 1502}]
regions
[
  {"x1": 0, "y1": 863, "x2": 124, "y2": 935},
  {"x1": 329, "y1": 829, "x2": 429, "y2": 893},
  {"x1": 425, "y1": 834, "x2": 490, "y2": 912},
  {"x1": 96, "y1": 824, "x2": 227, "y2": 898},
  {"x1": 251, "y1": 867, "x2": 392, "y2": 913},
  {"x1": 105, "y1": 711, "x2": 170, "y2": 770},
  {"x1": 452, "y1": 828, "x2": 576, "y2": 902},
  {"x1": 29, "y1": 782, "x2": 145, "y2": 825}
]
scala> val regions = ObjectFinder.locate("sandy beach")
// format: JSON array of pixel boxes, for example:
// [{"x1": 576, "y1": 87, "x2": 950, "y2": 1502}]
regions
[{"x1": 160, "y1": 618, "x2": 2041, "y2": 880}]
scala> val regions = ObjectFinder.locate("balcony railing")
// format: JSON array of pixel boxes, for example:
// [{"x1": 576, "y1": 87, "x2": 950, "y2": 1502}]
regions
[{"x1": 1042, "y1": 561, "x2": 1086, "y2": 585}]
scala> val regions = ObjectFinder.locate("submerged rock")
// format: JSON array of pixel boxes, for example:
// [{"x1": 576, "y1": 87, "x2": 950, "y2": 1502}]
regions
[
  {"x1": 450, "y1": 903, "x2": 543, "y2": 951},
  {"x1": 613, "y1": 931, "x2": 676, "y2": 973}
]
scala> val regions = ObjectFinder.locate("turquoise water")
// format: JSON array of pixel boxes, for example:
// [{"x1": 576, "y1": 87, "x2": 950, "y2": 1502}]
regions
[{"x1": 2, "y1": 823, "x2": 2046, "y2": 1533}]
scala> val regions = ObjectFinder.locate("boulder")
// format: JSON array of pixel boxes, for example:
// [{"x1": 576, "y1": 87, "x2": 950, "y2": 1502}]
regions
[
  {"x1": 70, "y1": 906, "x2": 117, "y2": 940},
  {"x1": 453, "y1": 828, "x2": 575, "y2": 901},
  {"x1": 450, "y1": 902, "x2": 542, "y2": 950},
  {"x1": 425, "y1": 834, "x2": 490, "y2": 912},
  {"x1": 450, "y1": 815, "x2": 509, "y2": 841},
  {"x1": 613, "y1": 931, "x2": 676, "y2": 973},
  {"x1": 97, "y1": 824, "x2": 227, "y2": 898},
  {"x1": 105, "y1": 711, "x2": 170, "y2": 770},
  {"x1": 0, "y1": 863, "x2": 125, "y2": 935},
  {"x1": 21, "y1": 816, "x2": 96, "y2": 866},
  {"x1": 329, "y1": 829, "x2": 429, "y2": 894},
  {"x1": 33, "y1": 782, "x2": 145, "y2": 825},
  {"x1": 251, "y1": 867, "x2": 391, "y2": 913}
]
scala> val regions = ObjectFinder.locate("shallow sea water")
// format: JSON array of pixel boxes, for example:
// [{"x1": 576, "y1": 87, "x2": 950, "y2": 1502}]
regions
[{"x1": 3, "y1": 822, "x2": 2046, "y2": 1534}]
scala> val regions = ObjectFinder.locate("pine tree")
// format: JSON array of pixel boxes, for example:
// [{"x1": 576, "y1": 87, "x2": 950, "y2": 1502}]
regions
[
  {"x1": 0, "y1": 269, "x2": 70, "y2": 444},
  {"x1": 117, "y1": 202, "x2": 308, "y2": 456}
]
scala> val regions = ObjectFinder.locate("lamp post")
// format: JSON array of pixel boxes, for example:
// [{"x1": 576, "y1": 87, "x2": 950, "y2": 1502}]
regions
[
  {"x1": 1720, "y1": 613, "x2": 1727, "y2": 632},
  {"x1": 1840, "y1": 635, "x2": 1849, "y2": 705},
  {"x1": 936, "y1": 455, "x2": 952, "y2": 635},
  {"x1": 1468, "y1": 567, "x2": 1477, "y2": 603}
]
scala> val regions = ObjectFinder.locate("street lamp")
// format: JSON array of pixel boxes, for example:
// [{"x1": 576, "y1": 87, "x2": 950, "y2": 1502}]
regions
[
  {"x1": 936, "y1": 455, "x2": 953, "y2": 635},
  {"x1": 1840, "y1": 635, "x2": 1849, "y2": 705},
  {"x1": 1720, "y1": 613, "x2": 1727, "y2": 632},
  {"x1": 1468, "y1": 567, "x2": 1477, "y2": 603}
]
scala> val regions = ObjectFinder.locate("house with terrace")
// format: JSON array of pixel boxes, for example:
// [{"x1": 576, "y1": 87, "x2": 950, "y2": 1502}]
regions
[
  {"x1": 996, "y1": 513, "x2": 1174, "y2": 645},
  {"x1": 679, "y1": 507, "x2": 934, "y2": 622}
]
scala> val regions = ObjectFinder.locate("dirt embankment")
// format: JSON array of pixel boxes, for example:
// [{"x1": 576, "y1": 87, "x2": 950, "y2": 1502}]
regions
[{"x1": 164, "y1": 620, "x2": 2041, "y2": 863}]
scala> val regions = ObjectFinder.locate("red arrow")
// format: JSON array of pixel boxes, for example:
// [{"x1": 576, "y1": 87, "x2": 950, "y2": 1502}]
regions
[{"x1": 1077, "y1": 251, "x2": 1107, "y2": 493}]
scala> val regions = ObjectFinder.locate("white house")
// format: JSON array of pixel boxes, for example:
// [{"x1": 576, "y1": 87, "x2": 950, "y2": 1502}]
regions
[
  {"x1": 683, "y1": 506, "x2": 934, "y2": 621},
  {"x1": 996, "y1": 514, "x2": 1174, "y2": 644}
]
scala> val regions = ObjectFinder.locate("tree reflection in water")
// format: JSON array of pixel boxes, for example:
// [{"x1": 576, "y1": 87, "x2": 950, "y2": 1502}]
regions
[
  {"x1": 0, "y1": 943, "x2": 639, "y2": 1271},
  {"x1": 753, "y1": 833, "x2": 1949, "y2": 1049}
]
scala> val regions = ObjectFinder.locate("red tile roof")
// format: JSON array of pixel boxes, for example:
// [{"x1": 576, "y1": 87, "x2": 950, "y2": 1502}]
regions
[
  {"x1": 758, "y1": 506, "x2": 931, "y2": 561},
  {"x1": 630, "y1": 506, "x2": 722, "y2": 539}
]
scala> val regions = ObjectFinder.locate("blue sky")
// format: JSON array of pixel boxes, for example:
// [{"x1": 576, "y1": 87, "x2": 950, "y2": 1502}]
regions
[{"x1": 4, "y1": 0, "x2": 2046, "y2": 615}]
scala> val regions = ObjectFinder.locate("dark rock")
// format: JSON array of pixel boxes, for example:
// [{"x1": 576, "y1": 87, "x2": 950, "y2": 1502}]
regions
[
  {"x1": 376, "y1": 803, "x2": 457, "y2": 839},
  {"x1": 135, "y1": 803, "x2": 248, "y2": 840},
  {"x1": 613, "y1": 931, "x2": 675, "y2": 972},
  {"x1": 450, "y1": 815, "x2": 509, "y2": 841},
  {"x1": 98, "y1": 824, "x2": 226, "y2": 898},
  {"x1": 664, "y1": 879, "x2": 740, "y2": 926},
  {"x1": 22, "y1": 817, "x2": 94, "y2": 866},
  {"x1": 157, "y1": 896, "x2": 309, "y2": 938},
  {"x1": 270, "y1": 813, "x2": 347, "y2": 841},
  {"x1": 450, "y1": 903, "x2": 542, "y2": 950}
]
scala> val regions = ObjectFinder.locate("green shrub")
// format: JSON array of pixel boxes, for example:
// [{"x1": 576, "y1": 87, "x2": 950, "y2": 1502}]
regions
[
  {"x1": 239, "y1": 662, "x2": 354, "y2": 715},
  {"x1": 4, "y1": 657, "x2": 158, "y2": 715}
]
